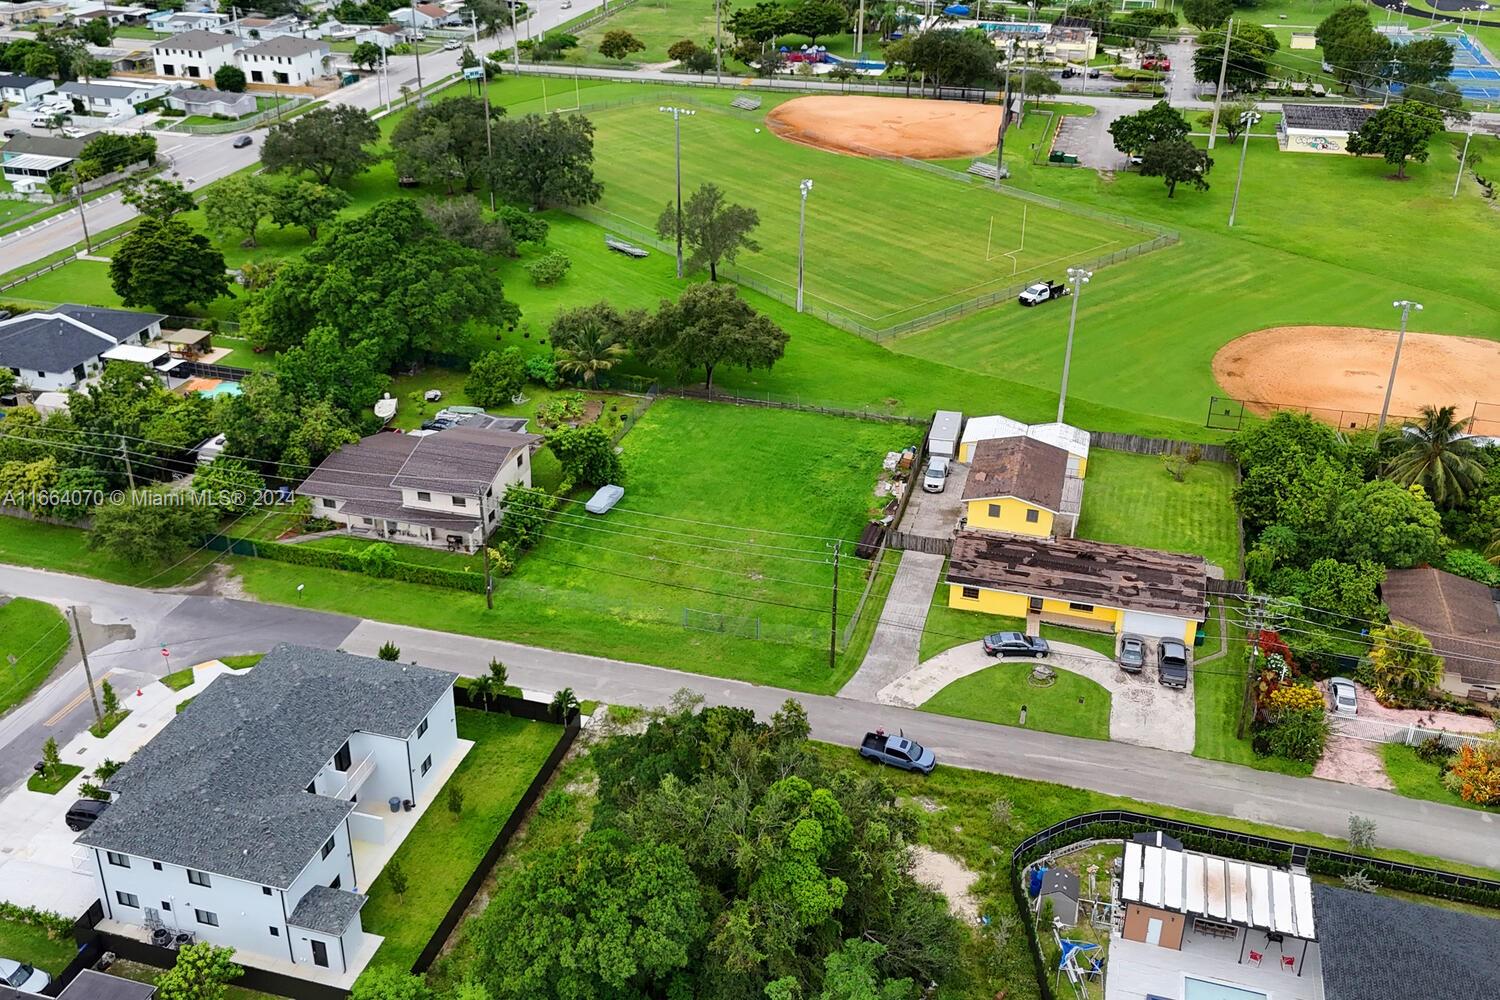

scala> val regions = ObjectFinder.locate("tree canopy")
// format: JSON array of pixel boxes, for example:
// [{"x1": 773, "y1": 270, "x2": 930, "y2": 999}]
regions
[
  {"x1": 490, "y1": 112, "x2": 603, "y2": 210},
  {"x1": 108, "y1": 217, "x2": 231, "y2": 314},
  {"x1": 632, "y1": 282, "x2": 789, "y2": 391},
  {"x1": 1346, "y1": 103, "x2": 1446, "y2": 178},
  {"x1": 390, "y1": 96, "x2": 501, "y2": 194},
  {"x1": 1139, "y1": 139, "x2": 1213, "y2": 198},
  {"x1": 1108, "y1": 100, "x2": 1190, "y2": 154},
  {"x1": 656, "y1": 182, "x2": 761, "y2": 281},
  {"x1": 261, "y1": 105, "x2": 380, "y2": 185}
]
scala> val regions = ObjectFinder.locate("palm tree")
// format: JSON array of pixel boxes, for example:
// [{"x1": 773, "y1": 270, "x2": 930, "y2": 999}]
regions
[
  {"x1": 469, "y1": 673, "x2": 496, "y2": 711},
  {"x1": 1383, "y1": 405, "x2": 1485, "y2": 508},
  {"x1": 554, "y1": 321, "x2": 627, "y2": 388}
]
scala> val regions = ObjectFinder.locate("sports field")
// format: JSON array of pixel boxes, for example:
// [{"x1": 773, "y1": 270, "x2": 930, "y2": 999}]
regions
[{"x1": 585, "y1": 94, "x2": 1154, "y2": 331}]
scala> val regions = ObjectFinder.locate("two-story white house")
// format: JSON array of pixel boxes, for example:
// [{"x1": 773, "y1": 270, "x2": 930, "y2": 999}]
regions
[
  {"x1": 0, "y1": 304, "x2": 164, "y2": 390},
  {"x1": 238, "y1": 36, "x2": 330, "y2": 86},
  {"x1": 296, "y1": 425, "x2": 539, "y2": 553},
  {"x1": 151, "y1": 29, "x2": 240, "y2": 81},
  {"x1": 77, "y1": 645, "x2": 463, "y2": 982}
]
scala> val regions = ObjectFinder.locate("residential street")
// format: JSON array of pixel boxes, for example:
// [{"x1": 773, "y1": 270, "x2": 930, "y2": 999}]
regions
[{"x1": 2, "y1": 563, "x2": 1496, "y2": 871}]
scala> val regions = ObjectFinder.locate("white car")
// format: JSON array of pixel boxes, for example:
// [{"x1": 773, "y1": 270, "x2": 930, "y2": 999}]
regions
[
  {"x1": 922, "y1": 457, "x2": 949, "y2": 493},
  {"x1": 0, "y1": 959, "x2": 50, "y2": 994},
  {"x1": 443, "y1": 39, "x2": 462, "y2": 50},
  {"x1": 1329, "y1": 676, "x2": 1358, "y2": 716}
]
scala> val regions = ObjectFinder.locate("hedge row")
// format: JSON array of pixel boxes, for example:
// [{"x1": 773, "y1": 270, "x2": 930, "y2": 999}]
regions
[
  {"x1": 0, "y1": 900, "x2": 73, "y2": 938},
  {"x1": 249, "y1": 539, "x2": 487, "y2": 593}
]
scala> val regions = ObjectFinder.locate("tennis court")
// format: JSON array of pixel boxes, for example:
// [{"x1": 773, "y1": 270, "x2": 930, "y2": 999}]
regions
[{"x1": 1384, "y1": 28, "x2": 1500, "y2": 98}]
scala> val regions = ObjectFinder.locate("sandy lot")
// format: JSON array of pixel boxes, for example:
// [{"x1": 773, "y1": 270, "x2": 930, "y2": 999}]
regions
[
  {"x1": 910, "y1": 846, "x2": 980, "y2": 922},
  {"x1": 1212, "y1": 326, "x2": 1500, "y2": 433},
  {"x1": 765, "y1": 95, "x2": 1001, "y2": 159}
]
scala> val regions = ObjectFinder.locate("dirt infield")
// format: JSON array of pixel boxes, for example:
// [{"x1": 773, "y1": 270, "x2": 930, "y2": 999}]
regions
[
  {"x1": 765, "y1": 95, "x2": 1001, "y2": 159},
  {"x1": 1213, "y1": 326, "x2": 1500, "y2": 430}
]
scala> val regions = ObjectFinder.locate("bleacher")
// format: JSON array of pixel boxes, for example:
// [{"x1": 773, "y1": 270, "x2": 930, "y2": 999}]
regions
[
  {"x1": 605, "y1": 235, "x2": 649, "y2": 258},
  {"x1": 967, "y1": 161, "x2": 1008, "y2": 180},
  {"x1": 730, "y1": 95, "x2": 762, "y2": 111}
]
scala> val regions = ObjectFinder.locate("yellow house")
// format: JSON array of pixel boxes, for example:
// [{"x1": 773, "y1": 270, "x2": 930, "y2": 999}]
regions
[
  {"x1": 958, "y1": 415, "x2": 1090, "y2": 478},
  {"x1": 946, "y1": 530, "x2": 1208, "y2": 644},
  {"x1": 963, "y1": 436, "x2": 1069, "y2": 539}
]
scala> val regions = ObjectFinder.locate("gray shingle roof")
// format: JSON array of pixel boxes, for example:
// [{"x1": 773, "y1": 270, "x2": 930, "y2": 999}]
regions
[
  {"x1": 0, "y1": 305, "x2": 161, "y2": 375},
  {"x1": 56, "y1": 304, "x2": 165, "y2": 340},
  {"x1": 242, "y1": 36, "x2": 329, "y2": 59},
  {"x1": 0, "y1": 74, "x2": 48, "y2": 89},
  {"x1": 152, "y1": 28, "x2": 238, "y2": 51},
  {"x1": 1, "y1": 133, "x2": 95, "y2": 159},
  {"x1": 57, "y1": 81, "x2": 146, "y2": 100},
  {"x1": 1314, "y1": 884, "x2": 1500, "y2": 1000},
  {"x1": 1281, "y1": 104, "x2": 1376, "y2": 133},
  {"x1": 56, "y1": 971, "x2": 157, "y2": 1000},
  {"x1": 77, "y1": 644, "x2": 455, "y2": 888},
  {"x1": 287, "y1": 885, "x2": 367, "y2": 935}
]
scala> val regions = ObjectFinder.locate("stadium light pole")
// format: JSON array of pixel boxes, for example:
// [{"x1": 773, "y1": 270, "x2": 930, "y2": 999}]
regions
[
  {"x1": 1378, "y1": 299, "x2": 1423, "y2": 434},
  {"x1": 658, "y1": 106, "x2": 695, "y2": 279},
  {"x1": 1207, "y1": 18, "x2": 1234, "y2": 150},
  {"x1": 796, "y1": 178, "x2": 813, "y2": 313},
  {"x1": 1227, "y1": 110, "x2": 1261, "y2": 228},
  {"x1": 1453, "y1": 128, "x2": 1475, "y2": 198},
  {"x1": 1057, "y1": 267, "x2": 1091, "y2": 424}
]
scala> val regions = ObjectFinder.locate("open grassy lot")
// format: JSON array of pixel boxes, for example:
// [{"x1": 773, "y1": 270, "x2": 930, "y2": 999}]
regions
[
  {"x1": 1075, "y1": 449, "x2": 1242, "y2": 577},
  {"x1": 236, "y1": 399, "x2": 915, "y2": 693},
  {"x1": 921, "y1": 660, "x2": 1111, "y2": 739},
  {"x1": 0, "y1": 597, "x2": 70, "y2": 718},
  {"x1": 1383, "y1": 743, "x2": 1500, "y2": 813},
  {"x1": 361, "y1": 708, "x2": 561, "y2": 971},
  {"x1": 107, "y1": 960, "x2": 282, "y2": 1000},
  {"x1": 0, "y1": 518, "x2": 216, "y2": 588},
  {"x1": 585, "y1": 94, "x2": 1153, "y2": 331},
  {"x1": 0, "y1": 919, "x2": 77, "y2": 975}
]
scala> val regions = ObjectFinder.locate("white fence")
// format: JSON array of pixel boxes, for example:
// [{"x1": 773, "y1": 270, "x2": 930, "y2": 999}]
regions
[{"x1": 1330, "y1": 715, "x2": 1493, "y2": 750}]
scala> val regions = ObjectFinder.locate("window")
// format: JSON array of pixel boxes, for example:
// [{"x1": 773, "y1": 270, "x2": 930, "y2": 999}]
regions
[
  {"x1": 152, "y1": 862, "x2": 162, "y2": 871},
  {"x1": 516, "y1": 453, "x2": 524, "y2": 467},
  {"x1": 420, "y1": 754, "x2": 432, "y2": 776},
  {"x1": 1025, "y1": 509, "x2": 1040, "y2": 523},
  {"x1": 262, "y1": 886, "x2": 273, "y2": 896},
  {"x1": 360, "y1": 517, "x2": 374, "y2": 526},
  {"x1": 195, "y1": 909, "x2": 219, "y2": 928},
  {"x1": 310, "y1": 940, "x2": 328, "y2": 968},
  {"x1": 988, "y1": 503, "x2": 1001, "y2": 518},
  {"x1": 329, "y1": 875, "x2": 341, "y2": 890},
  {"x1": 1068, "y1": 602, "x2": 1095, "y2": 613},
  {"x1": 416, "y1": 717, "x2": 428, "y2": 738},
  {"x1": 160, "y1": 902, "x2": 171, "y2": 911},
  {"x1": 322, "y1": 498, "x2": 335, "y2": 509},
  {"x1": 106, "y1": 852, "x2": 130, "y2": 868},
  {"x1": 961, "y1": 586, "x2": 980, "y2": 601},
  {"x1": 334, "y1": 742, "x2": 351, "y2": 772},
  {"x1": 451, "y1": 495, "x2": 466, "y2": 507},
  {"x1": 321, "y1": 835, "x2": 335, "y2": 860},
  {"x1": 416, "y1": 491, "x2": 431, "y2": 502},
  {"x1": 269, "y1": 927, "x2": 279, "y2": 937},
  {"x1": 187, "y1": 869, "x2": 211, "y2": 888},
  {"x1": 116, "y1": 891, "x2": 139, "y2": 908}
]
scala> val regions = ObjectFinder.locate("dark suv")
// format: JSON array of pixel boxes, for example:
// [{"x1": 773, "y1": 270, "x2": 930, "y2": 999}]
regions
[
  {"x1": 1157, "y1": 638, "x2": 1190, "y2": 688},
  {"x1": 982, "y1": 632, "x2": 1050, "y2": 658}
]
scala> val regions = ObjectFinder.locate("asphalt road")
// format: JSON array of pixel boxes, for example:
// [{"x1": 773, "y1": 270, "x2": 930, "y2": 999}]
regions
[{"x1": 3, "y1": 563, "x2": 1497, "y2": 871}]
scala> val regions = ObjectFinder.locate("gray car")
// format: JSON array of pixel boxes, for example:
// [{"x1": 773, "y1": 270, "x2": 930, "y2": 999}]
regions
[
  {"x1": 1157, "y1": 638, "x2": 1189, "y2": 688},
  {"x1": 1118, "y1": 633, "x2": 1147, "y2": 673}
]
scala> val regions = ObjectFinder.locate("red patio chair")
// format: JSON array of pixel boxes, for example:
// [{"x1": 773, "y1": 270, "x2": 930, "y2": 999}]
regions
[
  {"x1": 1281, "y1": 956, "x2": 1296, "y2": 972},
  {"x1": 1247, "y1": 951, "x2": 1263, "y2": 967}
]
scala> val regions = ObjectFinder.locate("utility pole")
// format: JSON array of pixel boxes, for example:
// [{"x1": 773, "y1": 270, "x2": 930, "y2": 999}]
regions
[
  {"x1": 473, "y1": 10, "x2": 497, "y2": 211},
  {"x1": 1453, "y1": 128, "x2": 1474, "y2": 198},
  {"x1": 828, "y1": 540, "x2": 840, "y2": 670},
  {"x1": 509, "y1": 0, "x2": 520, "y2": 71},
  {"x1": 995, "y1": 37, "x2": 1015, "y2": 187},
  {"x1": 1377, "y1": 300, "x2": 1423, "y2": 433},
  {"x1": 1227, "y1": 111, "x2": 1260, "y2": 227},
  {"x1": 478, "y1": 491, "x2": 494, "y2": 610},
  {"x1": 1057, "y1": 267, "x2": 1091, "y2": 423},
  {"x1": 856, "y1": 0, "x2": 866, "y2": 55},
  {"x1": 71, "y1": 165, "x2": 92, "y2": 255},
  {"x1": 410, "y1": 0, "x2": 425, "y2": 104},
  {"x1": 67, "y1": 606, "x2": 103, "y2": 726},
  {"x1": 1207, "y1": 18, "x2": 1233, "y2": 150},
  {"x1": 714, "y1": 0, "x2": 723, "y2": 85},
  {"x1": 1234, "y1": 594, "x2": 1268, "y2": 740},
  {"x1": 118, "y1": 434, "x2": 135, "y2": 491},
  {"x1": 658, "y1": 106, "x2": 694, "y2": 279},
  {"x1": 796, "y1": 178, "x2": 813, "y2": 312}
]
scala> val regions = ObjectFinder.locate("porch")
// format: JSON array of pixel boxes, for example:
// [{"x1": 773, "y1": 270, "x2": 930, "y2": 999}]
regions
[
  {"x1": 1104, "y1": 923, "x2": 1323, "y2": 1000},
  {"x1": 348, "y1": 738, "x2": 473, "y2": 890},
  {"x1": 97, "y1": 919, "x2": 383, "y2": 990}
]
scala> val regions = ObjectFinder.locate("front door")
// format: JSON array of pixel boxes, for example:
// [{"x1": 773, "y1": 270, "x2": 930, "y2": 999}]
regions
[
  {"x1": 1145, "y1": 918, "x2": 1163, "y2": 946},
  {"x1": 310, "y1": 940, "x2": 328, "y2": 968}
]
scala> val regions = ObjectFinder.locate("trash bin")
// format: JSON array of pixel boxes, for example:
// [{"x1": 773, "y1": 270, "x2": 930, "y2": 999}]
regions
[{"x1": 388, "y1": 796, "x2": 402, "y2": 813}]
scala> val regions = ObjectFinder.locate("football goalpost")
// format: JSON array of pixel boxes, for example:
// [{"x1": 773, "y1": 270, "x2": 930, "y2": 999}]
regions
[
  {"x1": 540, "y1": 74, "x2": 582, "y2": 113},
  {"x1": 985, "y1": 205, "x2": 1028, "y2": 275}
]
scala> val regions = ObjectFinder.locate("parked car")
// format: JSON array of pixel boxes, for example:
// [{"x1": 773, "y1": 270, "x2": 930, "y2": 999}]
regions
[
  {"x1": 859, "y1": 730, "x2": 936, "y2": 774},
  {"x1": 922, "y1": 456, "x2": 949, "y2": 493},
  {"x1": 1157, "y1": 638, "x2": 1189, "y2": 689},
  {"x1": 1329, "y1": 676, "x2": 1359, "y2": 716},
  {"x1": 1, "y1": 128, "x2": 22, "y2": 139},
  {"x1": 1118, "y1": 633, "x2": 1147, "y2": 673},
  {"x1": 1018, "y1": 280, "x2": 1069, "y2": 306},
  {"x1": 232, "y1": 135, "x2": 252, "y2": 148},
  {"x1": 0, "y1": 959, "x2": 50, "y2": 994},
  {"x1": 64, "y1": 798, "x2": 109, "y2": 831},
  {"x1": 982, "y1": 632, "x2": 1050, "y2": 658},
  {"x1": 443, "y1": 38, "x2": 462, "y2": 50},
  {"x1": 1087, "y1": 68, "x2": 1101, "y2": 79}
]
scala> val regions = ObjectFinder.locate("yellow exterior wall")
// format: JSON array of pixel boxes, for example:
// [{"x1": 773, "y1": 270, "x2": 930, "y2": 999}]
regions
[
  {"x1": 1039, "y1": 598, "x2": 1121, "y2": 631},
  {"x1": 958, "y1": 441, "x2": 974, "y2": 463},
  {"x1": 948, "y1": 584, "x2": 1029, "y2": 617},
  {"x1": 965, "y1": 497, "x2": 1054, "y2": 538},
  {"x1": 1074, "y1": 455, "x2": 1088, "y2": 478}
]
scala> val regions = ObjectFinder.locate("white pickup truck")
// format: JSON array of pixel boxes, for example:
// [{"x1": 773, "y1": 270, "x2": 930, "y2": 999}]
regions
[{"x1": 1017, "y1": 280, "x2": 1070, "y2": 307}]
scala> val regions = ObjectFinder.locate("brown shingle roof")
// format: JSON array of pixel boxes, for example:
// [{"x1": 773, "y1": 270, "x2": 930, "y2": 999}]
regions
[
  {"x1": 962, "y1": 436, "x2": 1068, "y2": 512},
  {"x1": 948, "y1": 530, "x2": 1208, "y2": 618},
  {"x1": 1383, "y1": 567, "x2": 1500, "y2": 684}
]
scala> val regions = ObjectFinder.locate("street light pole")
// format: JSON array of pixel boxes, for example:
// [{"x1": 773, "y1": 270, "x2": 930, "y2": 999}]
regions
[
  {"x1": 410, "y1": 0, "x2": 425, "y2": 104},
  {"x1": 714, "y1": 0, "x2": 723, "y2": 86},
  {"x1": 796, "y1": 178, "x2": 813, "y2": 312},
  {"x1": 1377, "y1": 299, "x2": 1422, "y2": 433},
  {"x1": 1453, "y1": 128, "x2": 1474, "y2": 197},
  {"x1": 658, "y1": 106, "x2": 694, "y2": 279},
  {"x1": 1057, "y1": 267, "x2": 1091, "y2": 423},
  {"x1": 474, "y1": 10, "x2": 496, "y2": 211},
  {"x1": 1227, "y1": 110, "x2": 1260, "y2": 227}
]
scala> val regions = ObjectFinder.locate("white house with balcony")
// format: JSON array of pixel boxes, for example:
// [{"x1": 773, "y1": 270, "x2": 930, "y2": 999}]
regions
[
  {"x1": 150, "y1": 29, "x2": 240, "y2": 81},
  {"x1": 296, "y1": 425, "x2": 539, "y2": 553},
  {"x1": 76, "y1": 645, "x2": 465, "y2": 985},
  {"x1": 239, "y1": 35, "x2": 330, "y2": 86}
]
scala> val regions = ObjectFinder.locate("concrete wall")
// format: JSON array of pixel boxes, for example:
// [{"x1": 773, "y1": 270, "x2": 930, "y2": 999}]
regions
[{"x1": 1283, "y1": 128, "x2": 1350, "y2": 154}]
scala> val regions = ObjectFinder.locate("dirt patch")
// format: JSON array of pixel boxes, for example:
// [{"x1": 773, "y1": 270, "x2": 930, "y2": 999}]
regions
[
  {"x1": 910, "y1": 846, "x2": 979, "y2": 922},
  {"x1": 1213, "y1": 326, "x2": 1500, "y2": 434},
  {"x1": 765, "y1": 95, "x2": 1001, "y2": 159},
  {"x1": 1313, "y1": 734, "x2": 1394, "y2": 789}
]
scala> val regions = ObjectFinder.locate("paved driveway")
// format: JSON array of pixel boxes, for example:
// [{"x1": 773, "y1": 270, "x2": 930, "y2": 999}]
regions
[
  {"x1": 897, "y1": 461, "x2": 968, "y2": 538},
  {"x1": 875, "y1": 639, "x2": 1195, "y2": 753}
]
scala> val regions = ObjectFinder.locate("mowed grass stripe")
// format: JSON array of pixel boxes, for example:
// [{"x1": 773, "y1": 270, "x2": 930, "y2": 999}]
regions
[{"x1": 587, "y1": 102, "x2": 1149, "y2": 329}]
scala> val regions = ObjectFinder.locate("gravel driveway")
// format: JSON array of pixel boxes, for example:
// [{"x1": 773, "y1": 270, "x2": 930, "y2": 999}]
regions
[{"x1": 877, "y1": 639, "x2": 1195, "y2": 753}]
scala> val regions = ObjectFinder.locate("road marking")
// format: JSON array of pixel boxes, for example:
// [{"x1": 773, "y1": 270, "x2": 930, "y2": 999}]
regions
[
  {"x1": 44, "y1": 671, "x2": 115, "y2": 728},
  {"x1": 1024, "y1": 753, "x2": 1125, "y2": 770}
]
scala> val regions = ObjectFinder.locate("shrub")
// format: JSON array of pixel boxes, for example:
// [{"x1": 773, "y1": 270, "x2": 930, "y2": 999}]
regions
[
  {"x1": 358, "y1": 542, "x2": 397, "y2": 578},
  {"x1": 384, "y1": 860, "x2": 408, "y2": 897},
  {"x1": 525, "y1": 349, "x2": 560, "y2": 388},
  {"x1": 1347, "y1": 814, "x2": 1377, "y2": 854},
  {"x1": 1414, "y1": 735, "x2": 1455, "y2": 764},
  {"x1": 1368, "y1": 622, "x2": 1443, "y2": 705},
  {"x1": 467, "y1": 347, "x2": 527, "y2": 407},
  {"x1": 377, "y1": 642, "x2": 401, "y2": 661},
  {"x1": 1442, "y1": 739, "x2": 1500, "y2": 805},
  {"x1": 1260, "y1": 708, "x2": 1329, "y2": 764},
  {"x1": 1442, "y1": 547, "x2": 1500, "y2": 587},
  {"x1": 1267, "y1": 684, "x2": 1323, "y2": 714},
  {"x1": 496, "y1": 205, "x2": 548, "y2": 245},
  {"x1": 526, "y1": 249, "x2": 572, "y2": 286}
]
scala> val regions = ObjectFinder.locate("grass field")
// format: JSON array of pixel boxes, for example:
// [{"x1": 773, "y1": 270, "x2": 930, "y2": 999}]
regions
[
  {"x1": 0, "y1": 517, "x2": 216, "y2": 588},
  {"x1": 585, "y1": 93, "x2": 1154, "y2": 330},
  {"x1": 1075, "y1": 450, "x2": 1242, "y2": 576},
  {"x1": 361, "y1": 708, "x2": 561, "y2": 971},
  {"x1": 0, "y1": 919, "x2": 77, "y2": 976},
  {"x1": 0, "y1": 598, "x2": 70, "y2": 719},
  {"x1": 1382, "y1": 743, "x2": 1500, "y2": 813},
  {"x1": 921, "y1": 660, "x2": 1111, "y2": 740}
]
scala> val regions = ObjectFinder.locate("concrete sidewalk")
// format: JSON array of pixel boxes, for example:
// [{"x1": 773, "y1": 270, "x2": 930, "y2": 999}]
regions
[{"x1": 838, "y1": 551, "x2": 945, "y2": 701}]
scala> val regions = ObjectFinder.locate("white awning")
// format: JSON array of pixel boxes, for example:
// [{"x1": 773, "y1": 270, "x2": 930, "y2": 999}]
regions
[
  {"x1": 1, "y1": 153, "x2": 72, "y2": 172},
  {"x1": 1125, "y1": 843, "x2": 1316, "y2": 941},
  {"x1": 102, "y1": 344, "x2": 168, "y2": 364},
  {"x1": 1122, "y1": 841, "x2": 1143, "y2": 903}
]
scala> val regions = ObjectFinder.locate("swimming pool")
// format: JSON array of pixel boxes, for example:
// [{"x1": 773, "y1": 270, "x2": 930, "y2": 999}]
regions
[
  {"x1": 198, "y1": 381, "x2": 242, "y2": 399},
  {"x1": 1182, "y1": 977, "x2": 1268, "y2": 1000}
]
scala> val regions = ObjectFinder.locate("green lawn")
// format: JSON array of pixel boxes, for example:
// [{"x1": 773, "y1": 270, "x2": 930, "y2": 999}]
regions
[
  {"x1": 1075, "y1": 449, "x2": 1242, "y2": 577},
  {"x1": 160, "y1": 654, "x2": 257, "y2": 691},
  {"x1": 300, "y1": 535, "x2": 488, "y2": 574},
  {"x1": 0, "y1": 919, "x2": 78, "y2": 975},
  {"x1": 360, "y1": 708, "x2": 562, "y2": 971},
  {"x1": 107, "y1": 960, "x2": 282, "y2": 1000},
  {"x1": 238, "y1": 399, "x2": 914, "y2": 693},
  {"x1": 1192, "y1": 611, "x2": 1315, "y2": 778},
  {"x1": 0, "y1": 518, "x2": 217, "y2": 588},
  {"x1": 215, "y1": 335, "x2": 275, "y2": 370},
  {"x1": 28, "y1": 764, "x2": 83, "y2": 794},
  {"x1": 0, "y1": 598, "x2": 70, "y2": 718},
  {"x1": 2, "y1": 258, "x2": 246, "y2": 322},
  {"x1": 1383, "y1": 743, "x2": 1500, "y2": 813},
  {"x1": 921, "y1": 660, "x2": 1111, "y2": 740}
]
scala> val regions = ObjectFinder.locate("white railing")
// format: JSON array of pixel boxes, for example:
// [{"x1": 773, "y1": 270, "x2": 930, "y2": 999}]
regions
[
  {"x1": 72, "y1": 846, "x2": 94, "y2": 875},
  {"x1": 329, "y1": 752, "x2": 376, "y2": 800}
]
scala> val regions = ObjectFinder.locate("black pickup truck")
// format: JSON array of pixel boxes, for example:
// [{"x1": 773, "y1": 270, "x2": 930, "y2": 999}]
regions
[{"x1": 859, "y1": 731, "x2": 936, "y2": 774}]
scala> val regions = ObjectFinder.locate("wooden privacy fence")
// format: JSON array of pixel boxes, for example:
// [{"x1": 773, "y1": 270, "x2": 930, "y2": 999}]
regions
[
  {"x1": 1089, "y1": 432, "x2": 1231, "y2": 463},
  {"x1": 887, "y1": 530, "x2": 953, "y2": 556}
]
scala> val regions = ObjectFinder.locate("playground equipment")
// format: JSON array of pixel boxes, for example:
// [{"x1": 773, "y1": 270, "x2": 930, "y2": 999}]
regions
[{"x1": 1054, "y1": 930, "x2": 1104, "y2": 998}]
